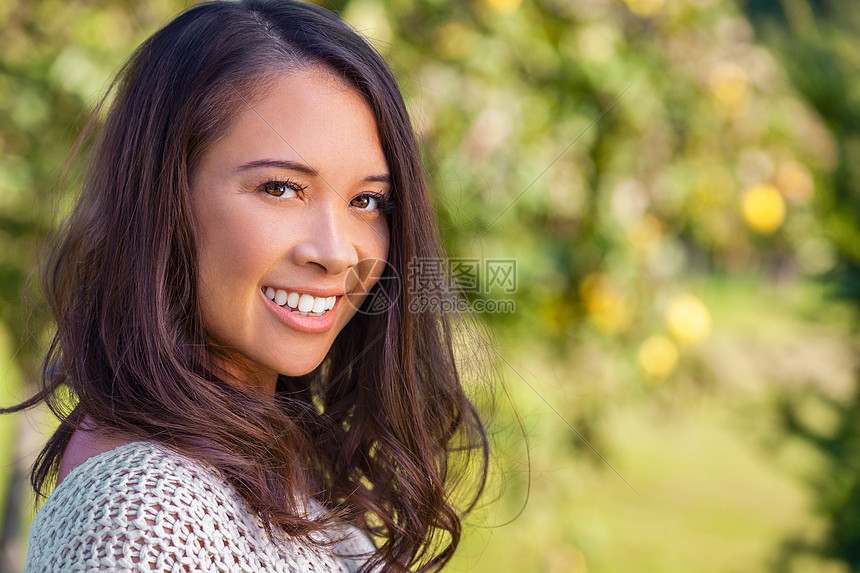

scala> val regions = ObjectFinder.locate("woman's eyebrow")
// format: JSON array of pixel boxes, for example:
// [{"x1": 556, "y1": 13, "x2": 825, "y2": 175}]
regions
[
  {"x1": 365, "y1": 174, "x2": 391, "y2": 184},
  {"x1": 235, "y1": 158, "x2": 390, "y2": 184},
  {"x1": 234, "y1": 159, "x2": 317, "y2": 175}
]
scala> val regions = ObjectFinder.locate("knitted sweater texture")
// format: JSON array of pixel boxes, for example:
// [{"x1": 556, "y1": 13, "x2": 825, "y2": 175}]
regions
[{"x1": 25, "y1": 441, "x2": 377, "y2": 572}]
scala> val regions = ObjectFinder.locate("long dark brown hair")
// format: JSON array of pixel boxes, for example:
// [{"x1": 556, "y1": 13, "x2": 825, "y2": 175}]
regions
[{"x1": 3, "y1": 1, "x2": 490, "y2": 571}]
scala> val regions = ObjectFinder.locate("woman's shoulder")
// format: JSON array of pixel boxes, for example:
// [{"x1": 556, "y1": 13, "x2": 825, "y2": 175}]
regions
[
  {"x1": 26, "y1": 440, "x2": 226, "y2": 571},
  {"x1": 56, "y1": 425, "x2": 146, "y2": 487},
  {"x1": 29, "y1": 441, "x2": 251, "y2": 569},
  {"x1": 29, "y1": 441, "x2": 250, "y2": 561},
  {"x1": 27, "y1": 440, "x2": 376, "y2": 572},
  {"x1": 39, "y1": 438, "x2": 271, "y2": 522},
  {"x1": 48, "y1": 439, "x2": 229, "y2": 511},
  {"x1": 52, "y1": 429, "x2": 258, "y2": 526}
]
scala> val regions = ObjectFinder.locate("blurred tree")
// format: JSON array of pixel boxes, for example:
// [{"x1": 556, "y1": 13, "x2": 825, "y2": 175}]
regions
[
  {"x1": 333, "y1": 0, "x2": 836, "y2": 406},
  {"x1": 743, "y1": 0, "x2": 860, "y2": 571},
  {"x1": 1, "y1": 1, "x2": 191, "y2": 369}
]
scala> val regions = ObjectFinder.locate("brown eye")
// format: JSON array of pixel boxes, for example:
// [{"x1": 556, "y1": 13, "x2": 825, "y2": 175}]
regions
[
  {"x1": 349, "y1": 193, "x2": 388, "y2": 211},
  {"x1": 350, "y1": 194, "x2": 382, "y2": 210},
  {"x1": 259, "y1": 180, "x2": 305, "y2": 198}
]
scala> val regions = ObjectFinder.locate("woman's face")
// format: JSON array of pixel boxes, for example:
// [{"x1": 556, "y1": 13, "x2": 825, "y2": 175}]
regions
[{"x1": 190, "y1": 68, "x2": 390, "y2": 392}]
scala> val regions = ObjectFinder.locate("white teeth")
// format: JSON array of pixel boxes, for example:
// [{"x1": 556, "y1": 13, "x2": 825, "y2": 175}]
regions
[
  {"x1": 264, "y1": 287, "x2": 337, "y2": 315},
  {"x1": 298, "y1": 294, "x2": 315, "y2": 312},
  {"x1": 312, "y1": 297, "x2": 325, "y2": 314}
]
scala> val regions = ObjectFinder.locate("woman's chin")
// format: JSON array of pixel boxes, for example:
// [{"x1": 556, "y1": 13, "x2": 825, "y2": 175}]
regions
[{"x1": 275, "y1": 354, "x2": 328, "y2": 378}]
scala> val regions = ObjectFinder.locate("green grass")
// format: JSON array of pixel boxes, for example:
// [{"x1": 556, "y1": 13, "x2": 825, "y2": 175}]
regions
[
  {"x1": 449, "y1": 398, "x2": 822, "y2": 573},
  {"x1": 448, "y1": 275, "x2": 854, "y2": 572}
]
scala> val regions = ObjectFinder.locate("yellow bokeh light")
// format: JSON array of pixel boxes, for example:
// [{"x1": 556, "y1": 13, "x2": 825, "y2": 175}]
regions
[
  {"x1": 579, "y1": 273, "x2": 631, "y2": 335},
  {"x1": 483, "y1": 0, "x2": 522, "y2": 15},
  {"x1": 741, "y1": 183, "x2": 786, "y2": 234},
  {"x1": 638, "y1": 335, "x2": 679, "y2": 379},
  {"x1": 666, "y1": 294, "x2": 711, "y2": 344},
  {"x1": 708, "y1": 62, "x2": 751, "y2": 117},
  {"x1": 622, "y1": 0, "x2": 665, "y2": 17},
  {"x1": 775, "y1": 160, "x2": 814, "y2": 204}
]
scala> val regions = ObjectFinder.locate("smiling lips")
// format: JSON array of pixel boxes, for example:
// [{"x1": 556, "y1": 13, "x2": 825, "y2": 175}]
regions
[{"x1": 262, "y1": 287, "x2": 337, "y2": 317}]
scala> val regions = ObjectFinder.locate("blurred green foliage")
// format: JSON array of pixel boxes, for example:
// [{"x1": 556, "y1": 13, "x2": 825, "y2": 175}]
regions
[
  {"x1": 0, "y1": 0, "x2": 186, "y2": 375},
  {"x1": 745, "y1": 0, "x2": 860, "y2": 293},
  {"x1": 335, "y1": 0, "x2": 836, "y2": 372},
  {"x1": 0, "y1": 0, "x2": 857, "y2": 571},
  {"x1": 744, "y1": 1, "x2": 860, "y2": 571}
]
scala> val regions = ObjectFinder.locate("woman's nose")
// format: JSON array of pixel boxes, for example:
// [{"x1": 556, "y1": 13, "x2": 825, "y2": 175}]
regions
[{"x1": 289, "y1": 204, "x2": 360, "y2": 276}]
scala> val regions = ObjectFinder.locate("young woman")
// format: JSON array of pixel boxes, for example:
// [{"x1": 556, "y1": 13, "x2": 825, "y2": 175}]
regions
[{"x1": 5, "y1": 1, "x2": 490, "y2": 571}]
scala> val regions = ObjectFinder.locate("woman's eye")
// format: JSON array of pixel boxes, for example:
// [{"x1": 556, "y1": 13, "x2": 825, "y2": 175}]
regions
[
  {"x1": 259, "y1": 180, "x2": 305, "y2": 198},
  {"x1": 350, "y1": 193, "x2": 395, "y2": 214},
  {"x1": 350, "y1": 194, "x2": 378, "y2": 210}
]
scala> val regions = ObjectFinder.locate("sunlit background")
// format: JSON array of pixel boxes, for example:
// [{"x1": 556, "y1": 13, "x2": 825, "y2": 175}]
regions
[{"x1": 2, "y1": 0, "x2": 859, "y2": 571}]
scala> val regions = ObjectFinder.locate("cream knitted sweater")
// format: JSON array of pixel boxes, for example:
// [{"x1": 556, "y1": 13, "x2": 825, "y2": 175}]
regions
[{"x1": 25, "y1": 441, "x2": 378, "y2": 572}]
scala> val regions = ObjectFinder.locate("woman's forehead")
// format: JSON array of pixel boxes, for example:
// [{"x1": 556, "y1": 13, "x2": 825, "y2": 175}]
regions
[{"x1": 198, "y1": 68, "x2": 388, "y2": 181}]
